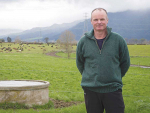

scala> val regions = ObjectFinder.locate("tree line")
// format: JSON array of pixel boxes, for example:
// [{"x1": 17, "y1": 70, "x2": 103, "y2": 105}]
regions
[
  {"x1": 124, "y1": 38, "x2": 150, "y2": 45},
  {"x1": 0, "y1": 31, "x2": 150, "y2": 59},
  {"x1": 0, "y1": 32, "x2": 150, "y2": 45},
  {"x1": 0, "y1": 31, "x2": 76, "y2": 59}
]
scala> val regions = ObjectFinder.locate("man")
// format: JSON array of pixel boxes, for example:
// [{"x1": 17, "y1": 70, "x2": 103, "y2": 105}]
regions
[{"x1": 76, "y1": 8, "x2": 130, "y2": 113}]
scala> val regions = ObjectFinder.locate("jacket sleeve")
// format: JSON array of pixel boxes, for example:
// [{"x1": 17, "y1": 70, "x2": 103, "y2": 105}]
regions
[
  {"x1": 119, "y1": 38, "x2": 130, "y2": 77},
  {"x1": 76, "y1": 40, "x2": 85, "y2": 75}
]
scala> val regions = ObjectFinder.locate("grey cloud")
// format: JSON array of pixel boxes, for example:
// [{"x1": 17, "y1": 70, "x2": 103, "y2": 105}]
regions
[{"x1": 64, "y1": 0, "x2": 150, "y2": 12}]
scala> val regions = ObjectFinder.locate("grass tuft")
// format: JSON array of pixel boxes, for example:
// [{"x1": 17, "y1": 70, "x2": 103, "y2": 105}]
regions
[{"x1": 0, "y1": 100, "x2": 54, "y2": 110}]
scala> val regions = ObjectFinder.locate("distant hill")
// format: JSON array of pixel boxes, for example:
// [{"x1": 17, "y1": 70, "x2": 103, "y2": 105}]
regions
[
  {"x1": 67, "y1": 9, "x2": 150, "y2": 41},
  {"x1": 108, "y1": 10, "x2": 150, "y2": 40},
  {"x1": 0, "y1": 9, "x2": 150, "y2": 42},
  {"x1": 45, "y1": 9, "x2": 150, "y2": 41},
  {"x1": 0, "y1": 29, "x2": 23, "y2": 36},
  {"x1": 0, "y1": 20, "x2": 82, "y2": 42}
]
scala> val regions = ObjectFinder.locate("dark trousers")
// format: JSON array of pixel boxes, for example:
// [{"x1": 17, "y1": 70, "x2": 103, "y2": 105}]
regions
[{"x1": 83, "y1": 88, "x2": 125, "y2": 113}]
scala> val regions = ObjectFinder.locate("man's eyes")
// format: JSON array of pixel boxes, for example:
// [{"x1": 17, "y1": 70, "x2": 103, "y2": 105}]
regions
[
  {"x1": 94, "y1": 19, "x2": 105, "y2": 21},
  {"x1": 94, "y1": 19, "x2": 98, "y2": 21}
]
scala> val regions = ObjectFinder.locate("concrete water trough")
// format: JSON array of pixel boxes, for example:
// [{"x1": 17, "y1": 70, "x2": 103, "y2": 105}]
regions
[{"x1": 0, "y1": 80, "x2": 49, "y2": 107}]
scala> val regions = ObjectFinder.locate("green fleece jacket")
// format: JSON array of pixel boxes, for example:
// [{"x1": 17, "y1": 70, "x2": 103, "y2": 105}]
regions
[{"x1": 76, "y1": 26, "x2": 130, "y2": 93}]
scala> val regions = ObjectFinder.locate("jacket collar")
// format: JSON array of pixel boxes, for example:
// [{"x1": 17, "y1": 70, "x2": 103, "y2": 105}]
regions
[{"x1": 85, "y1": 26, "x2": 112, "y2": 39}]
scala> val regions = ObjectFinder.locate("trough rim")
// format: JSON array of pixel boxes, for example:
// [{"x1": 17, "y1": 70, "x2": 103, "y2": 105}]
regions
[{"x1": 0, "y1": 79, "x2": 49, "y2": 91}]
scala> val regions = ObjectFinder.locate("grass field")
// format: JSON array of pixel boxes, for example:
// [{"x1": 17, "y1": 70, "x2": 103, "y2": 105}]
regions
[
  {"x1": 128, "y1": 45, "x2": 150, "y2": 66},
  {"x1": 0, "y1": 43, "x2": 150, "y2": 113}
]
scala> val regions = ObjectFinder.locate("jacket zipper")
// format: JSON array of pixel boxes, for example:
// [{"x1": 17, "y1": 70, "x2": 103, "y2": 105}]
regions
[
  {"x1": 100, "y1": 37, "x2": 107, "y2": 54},
  {"x1": 94, "y1": 36, "x2": 108, "y2": 54},
  {"x1": 94, "y1": 39, "x2": 101, "y2": 54}
]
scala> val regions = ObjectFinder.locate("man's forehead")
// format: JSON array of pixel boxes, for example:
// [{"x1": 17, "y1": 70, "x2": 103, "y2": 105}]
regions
[
  {"x1": 92, "y1": 11, "x2": 107, "y2": 17},
  {"x1": 92, "y1": 9, "x2": 106, "y2": 15},
  {"x1": 91, "y1": 9, "x2": 108, "y2": 19}
]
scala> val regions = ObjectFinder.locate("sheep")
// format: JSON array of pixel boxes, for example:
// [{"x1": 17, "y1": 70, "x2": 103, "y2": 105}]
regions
[
  {"x1": 13, "y1": 48, "x2": 18, "y2": 50},
  {"x1": 16, "y1": 50, "x2": 21, "y2": 52},
  {"x1": 1, "y1": 47, "x2": 6, "y2": 50}
]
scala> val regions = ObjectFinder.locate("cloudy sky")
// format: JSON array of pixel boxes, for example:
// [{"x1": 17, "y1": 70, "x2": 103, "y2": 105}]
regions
[{"x1": 0, "y1": 0, "x2": 150, "y2": 30}]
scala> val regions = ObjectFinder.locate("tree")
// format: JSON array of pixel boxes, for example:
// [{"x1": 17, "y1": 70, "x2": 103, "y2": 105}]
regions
[
  {"x1": 57, "y1": 30, "x2": 76, "y2": 59},
  {"x1": 14, "y1": 37, "x2": 21, "y2": 43},
  {"x1": 140, "y1": 38, "x2": 147, "y2": 44},
  {"x1": 130, "y1": 38, "x2": 138, "y2": 44},
  {"x1": 44, "y1": 37, "x2": 49, "y2": 43},
  {"x1": 0, "y1": 39, "x2": 5, "y2": 42},
  {"x1": 7, "y1": 37, "x2": 11, "y2": 42}
]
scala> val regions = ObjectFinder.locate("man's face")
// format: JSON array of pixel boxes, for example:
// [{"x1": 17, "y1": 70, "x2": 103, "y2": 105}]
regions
[{"x1": 91, "y1": 10, "x2": 108, "y2": 31}]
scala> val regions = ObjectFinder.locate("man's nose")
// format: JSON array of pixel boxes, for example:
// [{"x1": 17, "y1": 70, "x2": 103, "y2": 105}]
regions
[{"x1": 97, "y1": 20, "x2": 101, "y2": 23}]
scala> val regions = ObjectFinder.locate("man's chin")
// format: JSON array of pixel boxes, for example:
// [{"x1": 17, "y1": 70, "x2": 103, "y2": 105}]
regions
[
  {"x1": 96, "y1": 29, "x2": 103, "y2": 31},
  {"x1": 95, "y1": 27, "x2": 107, "y2": 31}
]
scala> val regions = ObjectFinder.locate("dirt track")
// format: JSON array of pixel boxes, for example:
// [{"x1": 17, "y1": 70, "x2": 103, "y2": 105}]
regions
[{"x1": 50, "y1": 98, "x2": 83, "y2": 109}]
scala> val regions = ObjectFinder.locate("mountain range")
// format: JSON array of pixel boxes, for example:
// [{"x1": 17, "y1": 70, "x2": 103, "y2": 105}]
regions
[{"x1": 0, "y1": 9, "x2": 150, "y2": 42}]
